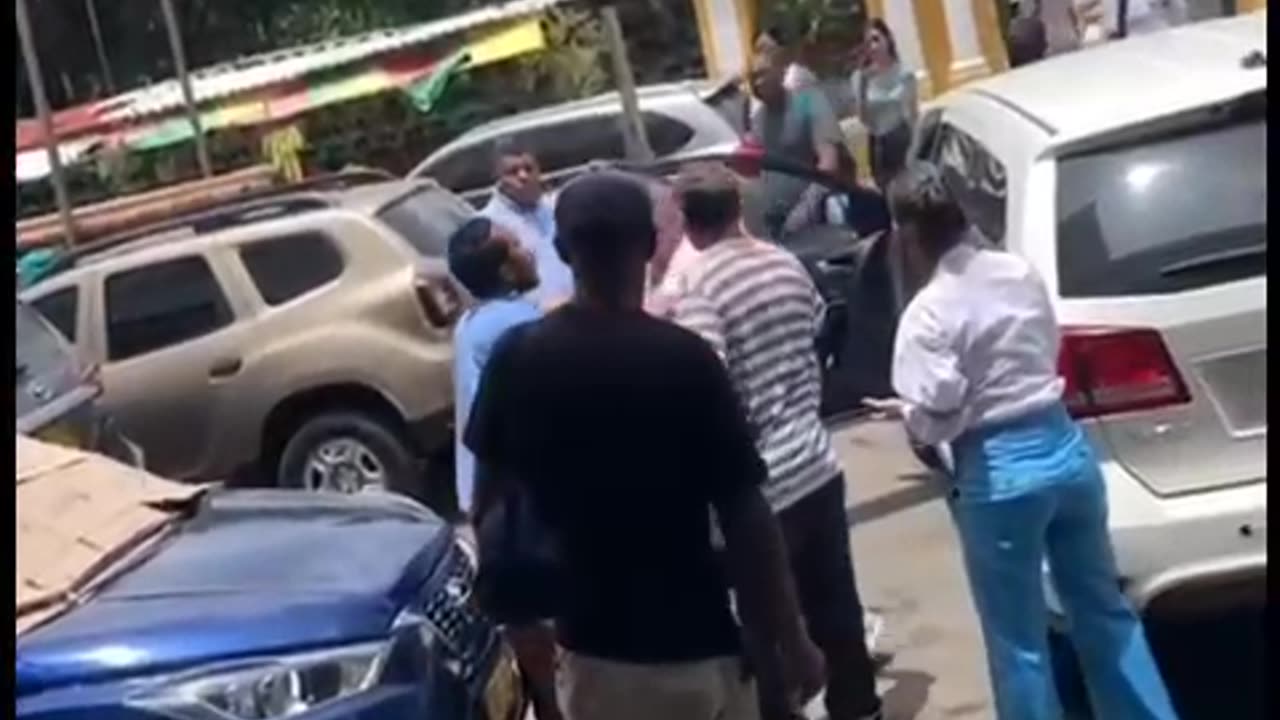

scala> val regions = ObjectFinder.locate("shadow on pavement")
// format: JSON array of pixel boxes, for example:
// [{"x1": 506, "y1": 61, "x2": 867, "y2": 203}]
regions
[
  {"x1": 880, "y1": 668, "x2": 937, "y2": 719},
  {"x1": 846, "y1": 478, "x2": 945, "y2": 527}
]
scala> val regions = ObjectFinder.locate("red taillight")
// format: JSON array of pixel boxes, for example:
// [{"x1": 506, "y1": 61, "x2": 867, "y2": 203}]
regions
[
  {"x1": 1058, "y1": 327, "x2": 1191, "y2": 419},
  {"x1": 729, "y1": 139, "x2": 764, "y2": 177},
  {"x1": 414, "y1": 275, "x2": 462, "y2": 328}
]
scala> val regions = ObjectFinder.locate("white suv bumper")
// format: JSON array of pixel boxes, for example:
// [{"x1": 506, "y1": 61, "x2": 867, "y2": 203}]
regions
[{"x1": 1045, "y1": 456, "x2": 1267, "y2": 620}]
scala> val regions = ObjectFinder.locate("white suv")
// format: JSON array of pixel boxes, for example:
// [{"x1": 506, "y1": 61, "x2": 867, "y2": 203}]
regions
[{"x1": 912, "y1": 13, "x2": 1266, "y2": 715}]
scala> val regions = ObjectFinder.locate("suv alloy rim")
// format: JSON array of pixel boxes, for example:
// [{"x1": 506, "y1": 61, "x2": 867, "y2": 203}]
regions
[{"x1": 303, "y1": 437, "x2": 387, "y2": 492}]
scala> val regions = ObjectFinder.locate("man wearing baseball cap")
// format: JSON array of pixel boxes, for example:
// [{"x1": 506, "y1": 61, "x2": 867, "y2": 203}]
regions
[{"x1": 465, "y1": 172, "x2": 822, "y2": 720}]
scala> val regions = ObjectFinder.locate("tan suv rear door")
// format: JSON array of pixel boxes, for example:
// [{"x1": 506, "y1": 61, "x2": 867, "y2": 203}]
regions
[{"x1": 97, "y1": 254, "x2": 248, "y2": 480}]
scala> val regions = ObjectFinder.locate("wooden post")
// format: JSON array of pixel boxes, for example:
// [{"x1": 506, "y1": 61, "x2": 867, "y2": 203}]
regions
[
  {"x1": 16, "y1": 0, "x2": 76, "y2": 248},
  {"x1": 84, "y1": 0, "x2": 115, "y2": 95},
  {"x1": 601, "y1": 6, "x2": 653, "y2": 162},
  {"x1": 159, "y1": 0, "x2": 213, "y2": 178}
]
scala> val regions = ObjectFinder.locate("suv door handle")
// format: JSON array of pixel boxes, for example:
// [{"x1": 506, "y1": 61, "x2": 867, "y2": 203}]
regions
[{"x1": 209, "y1": 357, "x2": 243, "y2": 378}]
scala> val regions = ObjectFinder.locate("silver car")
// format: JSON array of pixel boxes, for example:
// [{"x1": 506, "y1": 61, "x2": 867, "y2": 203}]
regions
[
  {"x1": 409, "y1": 79, "x2": 745, "y2": 205},
  {"x1": 16, "y1": 299, "x2": 142, "y2": 466}
]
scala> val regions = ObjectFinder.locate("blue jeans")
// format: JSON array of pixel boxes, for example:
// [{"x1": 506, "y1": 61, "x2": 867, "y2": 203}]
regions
[{"x1": 948, "y1": 408, "x2": 1179, "y2": 720}]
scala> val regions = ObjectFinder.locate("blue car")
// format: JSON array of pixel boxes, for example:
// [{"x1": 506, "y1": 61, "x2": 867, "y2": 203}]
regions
[{"x1": 16, "y1": 489, "x2": 523, "y2": 720}]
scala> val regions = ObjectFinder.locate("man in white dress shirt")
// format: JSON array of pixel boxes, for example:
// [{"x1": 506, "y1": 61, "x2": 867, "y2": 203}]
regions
[{"x1": 481, "y1": 138, "x2": 575, "y2": 311}]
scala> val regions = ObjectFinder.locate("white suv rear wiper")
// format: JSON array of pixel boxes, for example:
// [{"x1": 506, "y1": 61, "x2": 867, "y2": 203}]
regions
[{"x1": 1159, "y1": 243, "x2": 1266, "y2": 277}]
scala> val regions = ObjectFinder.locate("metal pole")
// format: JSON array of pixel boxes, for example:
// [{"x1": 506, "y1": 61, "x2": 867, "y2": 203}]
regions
[
  {"x1": 600, "y1": 6, "x2": 653, "y2": 163},
  {"x1": 159, "y1": 0, "x2": 212, "y2": 177},
  {"x1": 84, "y1": 0, "x2": 115, "y2": 95},
  {"x1": 16, "y1": 0, "x2": 77, "y2": 249}
]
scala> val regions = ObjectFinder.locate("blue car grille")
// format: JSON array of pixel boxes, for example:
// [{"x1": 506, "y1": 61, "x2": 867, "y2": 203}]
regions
[{"x1": 421, "y1": 542, "x2": 497, "y2": 686}]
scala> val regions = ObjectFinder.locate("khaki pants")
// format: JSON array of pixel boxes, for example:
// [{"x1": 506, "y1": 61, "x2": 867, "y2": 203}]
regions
[{"x1": 556, "y1": 650, "x2": 760, "y2": 720}]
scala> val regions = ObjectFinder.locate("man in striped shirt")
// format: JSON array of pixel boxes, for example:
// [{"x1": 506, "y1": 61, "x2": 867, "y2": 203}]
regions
[{"x1": 668, "y1": 162, "x2": 884, "y2": 720}]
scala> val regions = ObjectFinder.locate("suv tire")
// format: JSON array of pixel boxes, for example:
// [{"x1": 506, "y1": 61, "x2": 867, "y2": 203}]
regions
[{"x1": 277, "y1": 411, "x2": 418, "y2": 499}]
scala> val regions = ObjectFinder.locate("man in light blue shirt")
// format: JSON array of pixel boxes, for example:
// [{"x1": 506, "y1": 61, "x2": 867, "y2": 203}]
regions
[
  {"x1": 448, "y1": 216, "x2": 562, "y2": 720},
  {"x1": 448, "y1": 216, "x2": 541, "y2": 516},
  {"x1": 481, "y1": 138, "x2": 575, "y2": 310}
]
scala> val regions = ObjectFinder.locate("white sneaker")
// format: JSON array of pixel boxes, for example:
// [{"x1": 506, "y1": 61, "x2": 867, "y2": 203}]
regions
[{"x1": 863, "y1": 609, "x2": 885, "y2": 652}]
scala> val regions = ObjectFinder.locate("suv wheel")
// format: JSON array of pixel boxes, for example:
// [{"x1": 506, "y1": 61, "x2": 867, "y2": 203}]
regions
[{"x1": 277, "y1": 411, "x2": 417, "y2": 497}]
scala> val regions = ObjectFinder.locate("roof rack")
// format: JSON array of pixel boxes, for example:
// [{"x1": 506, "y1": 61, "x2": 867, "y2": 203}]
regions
[
  {"x1": 246, "y1": 167, "x2": 395, "y2": 197},
  {"x1": 68, "y1": 168, "x2": 397, "y2": 265},
  {"x1": 144, "y1": 167, "x2": 394, "y2": 217},
  {"x1": 69, "y1": 197, "x2": 333, "y2": 265}
]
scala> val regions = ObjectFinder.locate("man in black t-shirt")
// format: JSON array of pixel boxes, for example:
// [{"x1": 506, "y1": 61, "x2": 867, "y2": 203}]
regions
[{"x1": 466, "y1": 172, "x2": 823, "y2": 720}]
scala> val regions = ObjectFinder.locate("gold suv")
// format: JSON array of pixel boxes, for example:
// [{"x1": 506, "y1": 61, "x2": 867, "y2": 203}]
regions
[{"x1": 19, "y1": 179, "x2": 471, "y2": 507}]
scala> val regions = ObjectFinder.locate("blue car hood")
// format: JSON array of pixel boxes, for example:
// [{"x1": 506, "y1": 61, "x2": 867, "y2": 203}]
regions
[{"x1": 17, "y1": 489, "x2": 451, "y2": 694}]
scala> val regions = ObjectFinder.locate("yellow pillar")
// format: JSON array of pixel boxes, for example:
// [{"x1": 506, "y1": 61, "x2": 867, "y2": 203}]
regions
[
  {"x1": 691, "y1": 0, "x2": 1008, "y2": 96},
  {"x1": 880, "y1": 0, "x2": 1008, "y2": 98},
  {"x1": 971, "y1": 0, "x2": 1010, "y2": 77},
  {"x1": 691, "y1": 0, "x2": 754, "y2": 78},
  {"x1": 912, "y1": 0, "x2": 955, "y2": 96}
]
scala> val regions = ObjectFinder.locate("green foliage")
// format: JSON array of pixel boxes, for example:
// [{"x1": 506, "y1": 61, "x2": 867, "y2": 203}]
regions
[
  {"x1": 759, "y1": 0, "x2": 866, "y2": 75},
  {"x1": 513, "y1": 7, "x2": 609, "y2": 101}
]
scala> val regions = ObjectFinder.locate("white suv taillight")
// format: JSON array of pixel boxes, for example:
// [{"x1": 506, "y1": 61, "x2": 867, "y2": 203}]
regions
[
  {"x1": 414, "y1": 274, "x2": 462, "y2": 328},
  {"x1": 1058, "y1": 326, "x2": 1192, "y2": 419}
]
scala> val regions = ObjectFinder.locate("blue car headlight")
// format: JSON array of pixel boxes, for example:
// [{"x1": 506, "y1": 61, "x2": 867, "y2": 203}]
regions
[{"x1": 128, "y1": 640, "x2": 390, "y2": 720}]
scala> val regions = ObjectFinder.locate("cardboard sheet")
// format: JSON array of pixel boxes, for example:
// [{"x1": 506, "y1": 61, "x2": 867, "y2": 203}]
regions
[{"x1": 16, "y1": 435, "x2": 204, "y2": 635}]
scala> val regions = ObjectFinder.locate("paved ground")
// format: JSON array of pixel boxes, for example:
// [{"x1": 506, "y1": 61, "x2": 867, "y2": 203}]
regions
[
  {"x1": 818, "y1": 418, "x2": 992, "y2": 720},
  {"x1": 821, "y1": 418, "x2": 1263, "y2": 720},
  {"x1": 524, "y1": 415, "x2": 1257, "y2": 720},
  {"x1": 521, "y1": 417, "x2": 982, "y2": 720}
]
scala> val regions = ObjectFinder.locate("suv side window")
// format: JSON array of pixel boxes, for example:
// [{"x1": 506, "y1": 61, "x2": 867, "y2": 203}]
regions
[
  {"x1": 518, "y1": 115, "x2": 627, "y2": 174},
  {"x1": 424, "y1": 140, "x2": 495, "y2": 193},
  {"x1": 106, "y1": 256, "x2": 233, "y2": 362},
  {"x1": 240, "y1": 232, "x2": 344, "y2": 305},
  {"x1": 936, "y1": 124, "x2": 1008, "y2": 243},
  {"x1": 643, "y1": 112, "x2": 695, "y2": 157},
  {"x1": 31, "y1": 286, "x2": 78, "y2": 342}
]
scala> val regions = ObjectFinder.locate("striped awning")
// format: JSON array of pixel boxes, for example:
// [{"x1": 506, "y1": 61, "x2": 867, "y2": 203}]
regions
[
  {"x1": 101, "y1": 0, "x2": 565, "y2": 123},
  {"x1": 122, "y1": 19, "x2": 546, "y2": 150},
  {"x1": 16, "y1": 18, "x2": 548, "y2": 184},
  {"x1": 16, "y1": 0, "x2": 565, "y2": 153}
]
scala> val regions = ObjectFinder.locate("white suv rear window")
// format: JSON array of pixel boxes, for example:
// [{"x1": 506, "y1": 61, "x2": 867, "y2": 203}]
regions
[{"x1": 1056, "y1": 97, "x2": 1265, "y2": 297}]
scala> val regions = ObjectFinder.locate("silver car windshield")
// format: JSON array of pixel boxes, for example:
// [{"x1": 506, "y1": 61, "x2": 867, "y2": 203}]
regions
[{"x1": 15, "y1": 302, "x2": 81, "y2": 419}]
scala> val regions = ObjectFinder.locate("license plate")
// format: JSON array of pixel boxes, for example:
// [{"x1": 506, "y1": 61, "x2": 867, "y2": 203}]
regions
[
  {"x1": 35, "y1": 420, "x2": 85, "y2": 449},
  {"x1": 483, "y1": 646, "x2": 523, "y2": 720}
]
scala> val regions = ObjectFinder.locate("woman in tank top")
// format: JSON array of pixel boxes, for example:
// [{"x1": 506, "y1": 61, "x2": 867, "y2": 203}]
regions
[{"x1": 849, "y1": 19, "x2": 917, "y2": 192}]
